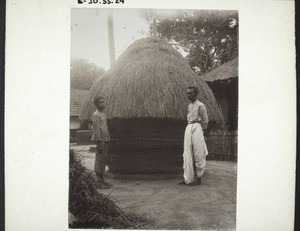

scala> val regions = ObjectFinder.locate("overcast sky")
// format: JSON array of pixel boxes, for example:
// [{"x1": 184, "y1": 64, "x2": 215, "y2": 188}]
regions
[{"x1": 71, "y1": 9, "x2": 150, "y2": 70}]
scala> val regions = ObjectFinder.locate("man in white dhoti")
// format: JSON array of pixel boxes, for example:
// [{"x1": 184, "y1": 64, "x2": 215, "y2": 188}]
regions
[{"x1": 179, "y1": 86, "x2": 209, "y2": 186}]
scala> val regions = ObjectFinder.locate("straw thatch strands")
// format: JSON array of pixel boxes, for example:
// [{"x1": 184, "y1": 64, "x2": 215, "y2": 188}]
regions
[
  {"x1": 81, "y1": 38, "x2": 223, "y2": 122},
  {"x1": 81, "y1": 38, "x2": 224, "y2": 173}
]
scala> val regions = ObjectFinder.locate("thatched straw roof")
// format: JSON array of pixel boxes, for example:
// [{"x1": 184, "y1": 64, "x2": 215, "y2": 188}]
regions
[
  {"x1": 81, "y1": 38, "x2": 223, "y2": 125},
  {"x1": 200, "y1": 58, "x2": 238, "y2": 82}
]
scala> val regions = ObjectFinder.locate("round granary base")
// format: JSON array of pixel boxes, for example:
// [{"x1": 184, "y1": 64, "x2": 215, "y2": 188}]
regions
[{"x1": 107, "y1": 138, "x2": 184, "y2": 174}]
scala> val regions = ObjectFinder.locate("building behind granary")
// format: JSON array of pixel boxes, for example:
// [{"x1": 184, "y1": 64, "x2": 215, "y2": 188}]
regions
[
  {"x1": 199, "y1": 58, "x2": 238, "y2": 161},
  {"x1": 70, "y1": 88, "x2": 89, "y2": 142},
  {"x1": 200, "y1": 58, "x2": 238, "y2": 131}
]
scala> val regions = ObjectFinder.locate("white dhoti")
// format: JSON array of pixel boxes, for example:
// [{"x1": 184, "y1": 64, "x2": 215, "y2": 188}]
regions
[{"x1": 183, "y1": 123, "x2": 208, "y2": 184}]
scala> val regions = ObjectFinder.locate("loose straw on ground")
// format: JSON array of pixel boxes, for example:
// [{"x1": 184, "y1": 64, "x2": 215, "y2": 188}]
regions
[{"x1": 69, "y1": 149, "x2": 151, "y2": 229}]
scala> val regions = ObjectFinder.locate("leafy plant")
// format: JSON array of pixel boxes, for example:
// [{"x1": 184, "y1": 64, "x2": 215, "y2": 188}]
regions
[{"x1": 70, "y1": 58, "x2": 105, "y2": 90}]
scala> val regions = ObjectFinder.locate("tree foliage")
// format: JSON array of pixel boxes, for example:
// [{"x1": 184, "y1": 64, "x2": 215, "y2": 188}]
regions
[
  {"x1": 142, "y1": 10, "x2": 238, "y2": 75},
  {"x1": 70, "y1": 58, "x2": 105, "y2": 90}
]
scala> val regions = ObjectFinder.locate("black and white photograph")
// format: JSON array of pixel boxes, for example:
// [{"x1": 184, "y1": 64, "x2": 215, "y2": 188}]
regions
[
  {"x1": 69, "y1": 8, "x2": 238, "y2": 230},
  {"x1": 5, "y1": 1, "x2": 296, "y2": 231}
]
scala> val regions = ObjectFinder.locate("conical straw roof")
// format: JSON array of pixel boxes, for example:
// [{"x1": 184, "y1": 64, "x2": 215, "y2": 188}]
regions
[{"x1": 81, "y1": 38, "x2": 223, "y2": 125}]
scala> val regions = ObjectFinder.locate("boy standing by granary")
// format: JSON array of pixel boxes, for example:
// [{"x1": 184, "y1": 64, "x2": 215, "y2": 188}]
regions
[
  {"x1": 92, "y1": 96, "x2": 113, "y2": 189},
  {"x1": 180, "y1": 86, "x2": 209, "y2": 186}
]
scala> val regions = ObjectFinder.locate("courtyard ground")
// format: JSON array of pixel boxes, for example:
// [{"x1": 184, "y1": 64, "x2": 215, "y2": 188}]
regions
[{"x1": 71, "y1": 144, "x2": 237, "y2": 230}]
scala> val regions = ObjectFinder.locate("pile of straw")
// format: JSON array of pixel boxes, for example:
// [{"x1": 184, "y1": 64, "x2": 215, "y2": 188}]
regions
[
  {"x1": 80, "y1": 38, "x2": 223, "y2": 125},
  {"x1": 69, "y1": 149, "x2": 150, "y2": 229}
]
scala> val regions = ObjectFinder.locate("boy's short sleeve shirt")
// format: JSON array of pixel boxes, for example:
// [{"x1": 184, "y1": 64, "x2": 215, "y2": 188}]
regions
[{"x1": 91, "y1": 110, "x2": 110, "y2": 141}]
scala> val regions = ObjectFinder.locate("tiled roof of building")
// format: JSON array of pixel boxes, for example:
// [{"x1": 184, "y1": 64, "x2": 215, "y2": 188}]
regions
[
  {"x1": 200, "y1": 58, "x2": 238, "y2": 82},
  {"x1": 70, "y1": 88, "x2": 89, "y2": 117}
]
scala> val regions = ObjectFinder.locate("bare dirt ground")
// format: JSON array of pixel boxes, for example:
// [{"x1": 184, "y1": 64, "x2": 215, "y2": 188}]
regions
[{"x1": 72, "y1": 145, "x2": 237, "y2": 230}]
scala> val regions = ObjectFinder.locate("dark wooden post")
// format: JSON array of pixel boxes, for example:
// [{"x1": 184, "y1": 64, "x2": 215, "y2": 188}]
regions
[
  {"x1": 152, "y1": 10, "x2": 157, "y2": 38},
  {"x1": 107, "y1": 10, "x2": 116, "y2": 67}
]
